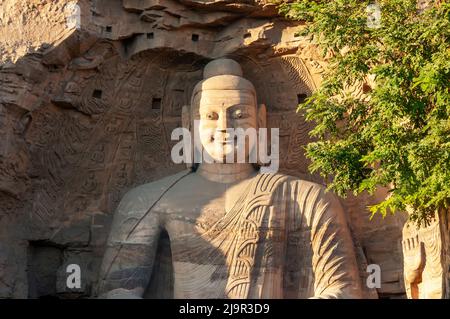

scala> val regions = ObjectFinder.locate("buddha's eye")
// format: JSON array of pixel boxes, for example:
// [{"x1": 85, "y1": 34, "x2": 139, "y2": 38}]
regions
[
  {"x1": 232, "y1": 109, "x2": 245, "y2": 119},
  {"x1": 205, "y1": 112, "x2": 218, "y2": 120}
]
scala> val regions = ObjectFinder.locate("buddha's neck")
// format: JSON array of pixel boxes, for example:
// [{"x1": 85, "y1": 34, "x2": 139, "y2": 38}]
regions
[{"x1": 197, "y1": 163, "x2": 257, "y2": 183}]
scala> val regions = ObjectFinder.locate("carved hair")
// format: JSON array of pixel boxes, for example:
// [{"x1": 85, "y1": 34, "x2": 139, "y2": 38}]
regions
[{"x1": 189, "y1": 58, "x2": 258, "y2": 122}]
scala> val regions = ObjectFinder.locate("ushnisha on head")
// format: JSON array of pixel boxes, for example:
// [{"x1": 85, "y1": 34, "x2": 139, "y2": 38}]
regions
[{"x1": 184, "y1": 58, "x2": 266, "y2": 163}]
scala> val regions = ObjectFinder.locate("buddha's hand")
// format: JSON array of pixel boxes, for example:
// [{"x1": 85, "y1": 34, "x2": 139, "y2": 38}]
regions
[
  {"x1": 100, "y1": 288, "x2": 144, "y2": 299},
  {"x1": 402, "y1": 235, "x2": 425, "y2": 284}
]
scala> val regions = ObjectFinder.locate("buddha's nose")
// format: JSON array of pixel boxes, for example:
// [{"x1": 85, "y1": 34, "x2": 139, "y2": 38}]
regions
[{"x1": 216, "y1": 112, "x2": 229, "y2": 132}]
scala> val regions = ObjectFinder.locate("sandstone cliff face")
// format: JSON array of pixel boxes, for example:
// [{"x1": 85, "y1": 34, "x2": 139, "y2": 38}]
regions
[
  {"x1": 0, "y1": 0, "x2": 74, "y2": 64},
  {"x1": 0, "y1": 0, "x2": 412, "y2": 298}
]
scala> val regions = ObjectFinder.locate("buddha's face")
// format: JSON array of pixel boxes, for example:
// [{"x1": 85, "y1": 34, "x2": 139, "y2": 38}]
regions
[{"x1": 194, "y1": 90, "x2": 258, "y2": 163}]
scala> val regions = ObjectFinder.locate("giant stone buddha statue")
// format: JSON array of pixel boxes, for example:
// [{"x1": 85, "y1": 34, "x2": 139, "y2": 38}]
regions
[{"x1": 98, "y1": 58, "x2": 363, "y2": 299}]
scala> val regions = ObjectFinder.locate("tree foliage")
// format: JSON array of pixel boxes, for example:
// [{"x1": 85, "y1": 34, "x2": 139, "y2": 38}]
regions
[{"x1": 280, "y1": 0, "x2": 450, "y2": 224}]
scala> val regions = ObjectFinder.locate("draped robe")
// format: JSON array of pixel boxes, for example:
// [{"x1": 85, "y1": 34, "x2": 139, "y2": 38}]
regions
[{"x1": 98, "y1": 170, "x2": 362, "y2": 298}]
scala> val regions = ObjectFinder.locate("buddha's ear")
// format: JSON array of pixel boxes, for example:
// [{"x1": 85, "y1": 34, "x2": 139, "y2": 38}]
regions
[
  {"x1": 182, "y1": 105, "x2": 195, "y2": 170},
  {"x1": 257, "y1": 103, "x2": 267, "y2": 129},
  {"x1": 182, "y1": 105, "x2": 190, "y2": 131}
]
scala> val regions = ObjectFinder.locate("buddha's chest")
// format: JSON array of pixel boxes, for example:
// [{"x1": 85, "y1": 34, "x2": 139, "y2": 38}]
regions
[
  {"x1": 165, "y1": 212, "x2": 229, "y2": 268},
  {"x1": 162, "y1": 192, "x2": 231, "y2": 234},
  {"x1": 155, "y1": 186, "x2": 289, "y2": 298},
  {"x1": 162, "y1": 199, "x2": 232, "y2": 298}
]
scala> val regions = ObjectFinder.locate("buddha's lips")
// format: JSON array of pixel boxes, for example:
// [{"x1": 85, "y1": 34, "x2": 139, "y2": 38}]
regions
[
  {"x1": 220, "y1": 140, "x2": 236, "y2": 145},
  {"x1": 212, "y1": 135, "x2": 239, "y2": 144}
]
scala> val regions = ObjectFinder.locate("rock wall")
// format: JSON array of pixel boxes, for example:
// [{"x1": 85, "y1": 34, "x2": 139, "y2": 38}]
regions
[{"x1": 0, "y1": 0, "x2": 418, "y2": 298}]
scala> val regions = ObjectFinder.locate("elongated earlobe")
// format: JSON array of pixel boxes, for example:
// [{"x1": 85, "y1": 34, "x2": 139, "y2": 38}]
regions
[
  {"x1": 182, "y1": 105, "x2": 194, "y2": 170},
  {"x1": 258, "y1": 103, "x2": 267, "y2": 129},
  {"x1": 256, "y1": 104, "x2": 268, "y2": 170},
  {"x1": 182, "y1": 105, "x2": 190, "y2": 131}
]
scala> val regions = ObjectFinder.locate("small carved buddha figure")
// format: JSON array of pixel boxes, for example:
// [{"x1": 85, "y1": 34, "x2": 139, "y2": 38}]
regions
[
  {"x1": 98, "y1": 59, "x2": 362, "y2": 299},
  {"x1": 402, "y1": 212, "x2": 446, "y2": 299}
]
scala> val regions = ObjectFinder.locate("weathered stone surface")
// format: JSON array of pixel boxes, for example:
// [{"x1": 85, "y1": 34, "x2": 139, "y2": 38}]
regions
[
  {"x1": 1, "y1": 0, "x2": 447, "y2": 299},
  {"x1": 50, "y1": 216, "x2": 92, "y2": 247},
  {"x1": 27, "y1": 242, "x2": 64, "y2": 298}
]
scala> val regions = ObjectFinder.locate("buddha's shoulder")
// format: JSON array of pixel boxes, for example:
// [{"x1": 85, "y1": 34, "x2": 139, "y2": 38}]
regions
[
  {"x1": 255, "y1": 172, "x2": 326, "y2": 192},
  {"x1": 269, "y1": 173, "x2": 344, "y2": 208},
  {"x1": 257, "y1": 173, "x2": 341, "y2": 214},
  {"x1": 118, "y1": 170, "x2": 192, "y2": 210}
]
